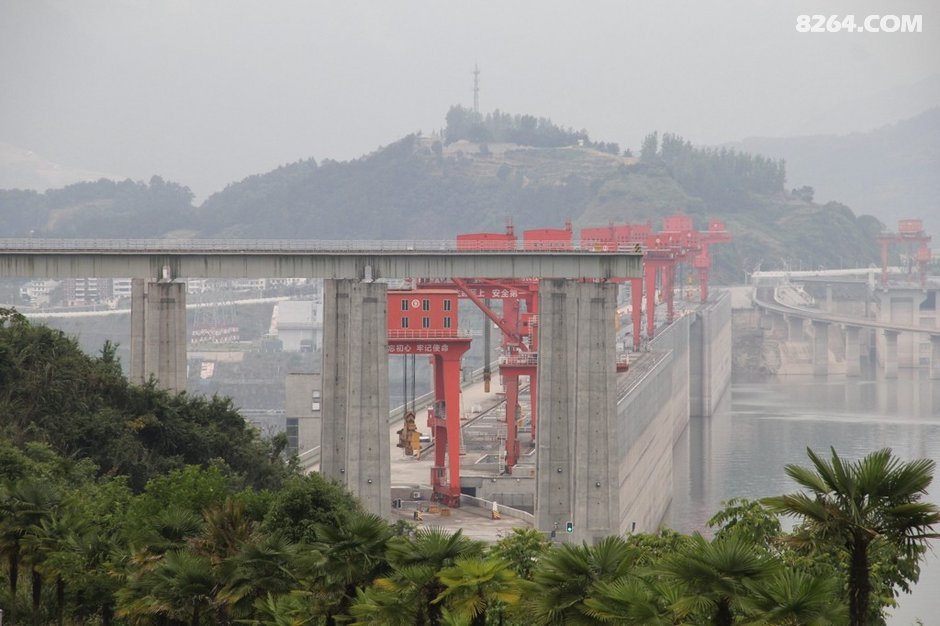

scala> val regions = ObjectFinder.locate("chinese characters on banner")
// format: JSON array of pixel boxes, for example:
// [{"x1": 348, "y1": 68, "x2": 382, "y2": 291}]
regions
[{"x1": 387, "y1": 343, "x2": 451, "y2": 354}]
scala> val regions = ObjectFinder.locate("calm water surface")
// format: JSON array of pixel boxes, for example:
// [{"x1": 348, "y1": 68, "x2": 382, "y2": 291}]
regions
[{"x1": 668, "y1": 369, "x2": 940, "y2": 623}]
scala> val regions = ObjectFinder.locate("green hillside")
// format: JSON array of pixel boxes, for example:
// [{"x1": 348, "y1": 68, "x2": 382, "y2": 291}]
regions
[{"x1": 0, "y1": 109, "x2": 887, "y2": 283}]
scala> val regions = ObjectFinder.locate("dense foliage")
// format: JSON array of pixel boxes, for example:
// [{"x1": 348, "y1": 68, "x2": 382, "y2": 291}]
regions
[
  {"x1": 0, "y1": 309, "x2": 290, "y2": 492},
  {"x1": 642, "y1": 131, "x2": 787, "y2": 208},
  {"x1": 0, "y1": 176, "x2": 194, "y2": 238},
  {"x1": 444, "y1": 105, "x2": 621, "y2": 154}
]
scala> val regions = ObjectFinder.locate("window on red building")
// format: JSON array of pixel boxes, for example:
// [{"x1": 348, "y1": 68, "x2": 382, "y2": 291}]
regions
[
  {"x1": 422, "y1": 317, "x2": 430, "y2": 328},
  {"x1": 401, "y1": 318, "x2": 409, "y2": 328}
]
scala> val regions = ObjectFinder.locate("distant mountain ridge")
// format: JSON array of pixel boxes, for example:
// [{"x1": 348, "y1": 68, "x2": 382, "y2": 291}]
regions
[{"x1": 729, "y1": 107, "x2": 940, "y2": 237}]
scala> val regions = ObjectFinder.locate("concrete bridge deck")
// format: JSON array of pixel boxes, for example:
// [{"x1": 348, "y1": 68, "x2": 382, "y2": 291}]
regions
[{"x1": 0, "y1": 239, "x2": 641, "y2": 280}]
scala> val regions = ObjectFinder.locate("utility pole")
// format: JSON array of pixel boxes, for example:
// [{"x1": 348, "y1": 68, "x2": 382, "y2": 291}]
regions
[{"x1": 473, "y1": 63, "x2": 480, "y2": 117}]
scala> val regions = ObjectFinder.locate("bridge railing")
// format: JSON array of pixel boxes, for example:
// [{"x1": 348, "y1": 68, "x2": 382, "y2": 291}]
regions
[
  {"x1": 0, "y1": 238, "x2": 644, "y2": 254},
  {"x1": 459, "y1": 494, "x2": 535, "y2": 524}
]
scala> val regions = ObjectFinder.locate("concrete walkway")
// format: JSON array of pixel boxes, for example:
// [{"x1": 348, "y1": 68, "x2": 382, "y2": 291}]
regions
[
  {"x1": 389, "y1": 375, "x2": 538, "y2": 541},
  {"x1": 390, "y1": 502, "x2": 529, "y2": 542}
]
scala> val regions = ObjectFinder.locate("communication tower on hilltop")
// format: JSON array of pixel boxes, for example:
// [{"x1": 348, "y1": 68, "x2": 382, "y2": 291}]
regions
[{"x1": 472, "y1": 63, "x2": 480, "y2": 116}]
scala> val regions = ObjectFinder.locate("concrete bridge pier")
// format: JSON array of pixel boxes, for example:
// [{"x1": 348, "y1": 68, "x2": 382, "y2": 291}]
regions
[
  {"x1": 883, "y1": 330, "x2": 900, "y2": 379},
  {"x1": 787, "y1": 315, "x2": 805, "y2": 341},
  {"x1": 130, "y1": 277, "x2": 187, "y2": 392},
  {"x1": 320, "y1": 279, "x2": 391, "y2": 518},
  {"x1": 930, "y1": 335, "x2": 940, "y2": 380},
  {"x1": 536, "y1": 279, "x2": 617, "y2": 544},
  {"x1": 844, "y1": 325, "x2": 861, "y2": 377},
  {"x1": 811, "y1": 320, "x2": 830, "y2": 376},
  {"x1": 772, "y1": 312, "x2": 788, "y2": 339}
]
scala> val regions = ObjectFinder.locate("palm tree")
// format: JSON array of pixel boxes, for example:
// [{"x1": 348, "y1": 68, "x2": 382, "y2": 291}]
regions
[
  {"x1": 739, "y1": 568, "x2": 847, "y2": 625},
  {"x1": 658, "y1": 531, "x2": 778, "y2": 626},
  {"x1": 489, "y1": 527, "x2": 550, "y2": 580},
  {"x1": 216, "y1": 534, "x2": 302, "y2": 620},
  {"x1": 244, "y1": 592, "x2": 314, "y2": 626},
  {"x1": 434, "y1": 556, "x2": 521, "y2": 626},
  {"x1": 191, "y1": 498, "x2": 260, "y2": 625},
  {"x1": 524, "y1": 535, "x2": 638, "y2": 625},
  {"x1": 581, "y1": 576, "x2": 677, "y2": 625},
  {"x1": 21, "y1": 509, "x2": 82, "y2": 626},
  {"x1": 193, "y1": 498, "x2": 256, "y2": 566},
  {"x1": 0, "y1": 477, "x2": 60, "y2": 624},
  {"x1": 764, "y1": 447, "x2": 940, "y2": 626},
  {"x1": 116, "y1": 549, "x2": 217, "y2": 626},
  {"x1": 312, "y1": 512, "x2": 394, "y2": 624},
  {"x1": 67, "y1": 524, "x2": 123, "y2": 626},
  {"x1": 351, "y1": 527, "x2": 484, "y2": 626}
]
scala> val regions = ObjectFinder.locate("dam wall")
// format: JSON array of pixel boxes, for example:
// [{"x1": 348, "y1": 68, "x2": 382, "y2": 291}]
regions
[
  {"x1": 612, "y1": 291, "x2": 731, "y2": 534},
  {"x1": 526, "y1": 289, "x2": 733, "y2": 541},
  {"x1": 616, "y1": 315, "x2": 691, "y2": 534},
  {"x1": 689, "y1": 292, "x2": 732, "y2": 417}
]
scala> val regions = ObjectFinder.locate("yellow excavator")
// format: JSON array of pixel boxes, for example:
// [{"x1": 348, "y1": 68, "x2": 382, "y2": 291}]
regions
[{"x1": 396, "y1": 411, "x2": 422, "y2": 456}]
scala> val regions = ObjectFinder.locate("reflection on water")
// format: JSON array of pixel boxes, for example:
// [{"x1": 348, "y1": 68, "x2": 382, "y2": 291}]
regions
[{"x1": 668, "y1": 369, "x2": 940, "y2": 625}]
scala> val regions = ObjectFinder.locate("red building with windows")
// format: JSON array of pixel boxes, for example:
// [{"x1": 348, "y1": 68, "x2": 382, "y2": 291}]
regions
[{"x1": 387, "y1": 289, "x2": 459, "y2": 337}]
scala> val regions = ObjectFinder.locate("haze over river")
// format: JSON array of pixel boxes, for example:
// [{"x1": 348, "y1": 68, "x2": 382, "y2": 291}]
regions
[{"x1": 667, "y1": 369, "x2": 940, "y2": 624}]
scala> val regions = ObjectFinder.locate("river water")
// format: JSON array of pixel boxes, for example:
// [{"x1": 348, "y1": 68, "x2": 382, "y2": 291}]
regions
[{"x1": 667, "y1": 369, "x2": 940, "y2": 624}]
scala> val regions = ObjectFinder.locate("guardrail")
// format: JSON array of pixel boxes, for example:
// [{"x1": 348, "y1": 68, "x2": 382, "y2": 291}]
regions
[
  {"x1": 459, "y1": 494, "x2": 535, "y2": 524},
  {"x1": 0, "y1": 238, "x2": 644, "y2": 254},
  {"x1": 755, "y1": 288, "x2": 940, "y2": 336},
  {"x1": 387, "y1": 329, "x2": 473, "y2": 339}
]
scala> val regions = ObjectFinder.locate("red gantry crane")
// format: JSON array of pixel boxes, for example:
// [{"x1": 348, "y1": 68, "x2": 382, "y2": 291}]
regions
[
  {"x1": 387, "y1": 288, "x2": 471, "y2": 507},
  {"x1": 420, "y1": 225, "x2": 543, "y2": 474},
  {"x1": 396, "y1": 216, "x2": 733, "y2": 487},
  {"x1": 878, "y1": 219, "x2": 932, "y2": 289}
]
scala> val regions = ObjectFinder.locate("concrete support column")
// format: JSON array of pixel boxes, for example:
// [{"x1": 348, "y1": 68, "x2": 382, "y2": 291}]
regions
[
  {"x1": 503, "y1": 375, "x2": 521, "y2": 471},
  {"x1": 129, "y1": 278, "x2": 187, "y2": 392},
  {"x1": 883, "y1": 330, "x2": 899, "y2": 379},
  {"x1": 930, "y1": 335, "x2": 940, "y2": 380},
  {"x1": 811, "y1": 320, "x2": 829, "y2": 376},
  {"x1": 844, "y1": 325, "x2": 861, "y2": 377},
  {"x1": 320, "y1": 279, "x2": 390, "y2": 518},
  {"x1": 528, "y1": 373, "x2": 538, "y2": 442},
  {"x1": 773, "y1": 312, "x2": 788, "y2": 339},
  {"x1": 644, "y1": 264, "x2": 659, "y2": 340},
  {"x1": 630, "y1": 277, "x2": 643, "y2": 352},
  {"x1": 536, "y1": 280, "x2": 617, "y2": 544},
  {"x1": 787, "y1": 316, "x2": 804, "y2": 341}
]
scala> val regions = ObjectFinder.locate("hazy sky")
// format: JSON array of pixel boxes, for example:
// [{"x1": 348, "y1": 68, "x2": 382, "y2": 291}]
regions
[{"x1": 1, "y1": 0, "x2": 938, "y2": 198}]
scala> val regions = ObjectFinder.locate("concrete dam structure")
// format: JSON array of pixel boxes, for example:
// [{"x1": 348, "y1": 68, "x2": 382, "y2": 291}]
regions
[{"x1": 535, "y1": 290, "x2": 731, "y2": 543}]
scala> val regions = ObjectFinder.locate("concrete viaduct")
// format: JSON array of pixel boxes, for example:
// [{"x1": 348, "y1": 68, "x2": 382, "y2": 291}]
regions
[
  {"x1": 1, "y1": 239, "x2": 648, "y2": 532},
  {"x1": 753, "y1": 289, "x2": 940, "y2": 379}
]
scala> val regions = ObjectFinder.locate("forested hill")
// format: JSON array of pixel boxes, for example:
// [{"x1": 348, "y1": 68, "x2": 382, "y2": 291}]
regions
[{"x1": 0, "y1": 108, "x2": 887, "y2": 282}]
